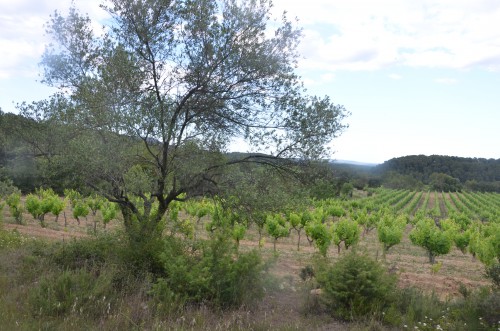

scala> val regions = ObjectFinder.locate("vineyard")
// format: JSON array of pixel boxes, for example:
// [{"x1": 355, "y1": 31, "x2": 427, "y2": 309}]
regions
[
  {"x1": 2, "y1": 187, "x2": 500, "y2": 330},
  {"x1": 2, "y1": 188, "x2": 499, "y2": 284}
]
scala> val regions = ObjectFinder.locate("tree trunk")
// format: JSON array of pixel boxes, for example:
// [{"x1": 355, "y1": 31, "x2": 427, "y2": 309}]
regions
[
  {"x1": 429, "y1": 251, "x2": 436, "y2": 264},
  {"x1": 297, "y1": 231, "x2": 301, "y2": 251}
]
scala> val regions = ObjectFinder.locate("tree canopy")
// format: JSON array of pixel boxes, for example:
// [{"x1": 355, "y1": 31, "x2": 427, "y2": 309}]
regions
[{"x1": 18, "y1": 0, "x2": 348, "y2": 238}]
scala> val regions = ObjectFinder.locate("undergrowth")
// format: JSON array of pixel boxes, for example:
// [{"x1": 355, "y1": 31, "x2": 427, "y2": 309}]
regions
[
  {"x1": 303, "y1": 251, "x2": 500, "y2": 330},
  {"x1": 0, "y1": 227, "x2": 269, "y2": 330}
]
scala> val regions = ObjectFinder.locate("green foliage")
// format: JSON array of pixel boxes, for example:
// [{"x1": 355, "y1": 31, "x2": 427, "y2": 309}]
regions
[
  {"x1": 288, "y1": 211, "x2": 310, "y2": 251},
  {"x1": 354, "y1": 208, "x2": 378, "y2": 235},
  {"x1": 64, "y1": 189, "x2": 81, "y2": 209},
  {"x1": 48, "y1": 195, "x2": 65, "y2": 222},
  {"x1": 409, "y1": 218, "x2": 453, "y2": 264},
  {"x1": 325, "y1": 203, "x2": 345, "y2": 218},
  {"x1": 25, "y1": 188, "x2": 63, "y2": 227},
  {"x1": 377, "y1": 214, "x2": 406, "y2": 256},
  {"x1": 300, "y1": 265, "x2": 315, "y2": 281},
  {"x1": 86, "y1": 195, "x2": 104, "y2": 215},
  {"x1": 485, "y1": 262, "x2": 500, "y2": 289},
  {"x1": 29, "y1": 269, "x2": 112, "y2": 318},
  {"x1": 154, "y1": 235, "x2": 264, "y2": 310},
  {"x1": 378, "y1": 155, "x2": 500, "y2": 192},
  {"x1": 101, "y1": 201, "x2": 118, "y2": 227},
  {"x1": 468, "y1": 222, "x2": 499, "y2": 266},
  {"x1": 340, "y1": 182, "x2": 354, "y2": 199},
  {"x1": 0, "y1": 228, "x2": 25, "y2": 249},
  {"x1": 232, "y1": 223, "x2": 246, "y2": 248},
  {"x1": 72, "y1": 201, "x2": 89, "y2": 224},
  {"x1": 24, "y1": 0, "x2": 349, "y2": 244},
  {"x1": 430, "y1": 172, "x2": 463, "y2": 192},
  {"x1": 265, "y1": 213, "x2": 290, "y2": 251},
  {"x1": 454, "y1": 230, "x2": 471, "y2": 254},
  {"x1": 316, "y1": 252, "x2": 397, "y2": 320},
  {"x1": 305, "y1": 220, "x2": 331, "y2": 256},
  {"x1": 6, "y1": 192, "x2": 23, "y2": 224},
  {"x1": 0, "y1": 178, "x2": 19, "y2": 203},
  {"x1": 25, "y1": 194, "x2": 47, "y2": 227},
  {"x1": 331, "y1": 218, "x2": 360, "y2": 254},
  {"x1": 123, "y1": 165, "x2": 152, "y2": 196}
]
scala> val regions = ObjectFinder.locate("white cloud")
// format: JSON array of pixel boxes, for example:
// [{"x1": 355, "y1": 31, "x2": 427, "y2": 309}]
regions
[
  {"x1": 2, "y1": 0, "x2": 500, "y2": 81},
  {"x1": 0, "y1": 0, "x2": 105, "y2": 80},
  {"x1": 272, "y1": 0, "x2": 500, "y2": 72}
]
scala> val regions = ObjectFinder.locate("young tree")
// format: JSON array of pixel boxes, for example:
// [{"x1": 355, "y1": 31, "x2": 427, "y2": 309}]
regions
[
  {"x1": 6, "y1": 192, "x2": 24, "y2": 224},
  {"x1": 48, "y1": 195, "x2": 65, "y2": 223},
  {"x1": 72, "y1": 201, "x2": 89, "y2": 225},
  {"x1": 409, "y1": 218, "x2": 453, "y2": 264},
  {"x1": 377, "y1": 214, "x2": 406, "y2": 258},
  {"x1": 20, "y1": 0, "x2": 348, "y2": 244},
  {"x1": 332, "y1": 218, "x2": 360, "y2": 254},
  {"x1": 101, "y1": 200, "x2": 118, "y2": 229},
  {"x1": 265, "y1": 213, "x2": 290, "y2": 252},
  {"x1": 25, "y1": 188, "x2": 59, "y2": 228},
  {"x1": 86, "y1": 194, "x2": 105, "y2": 234},
  {"x1": 305, "y1": 219, "x2": 331, "y2": 256},
  {"x1": 287, "y1": 210, "x2": 312, "y2": 251}
]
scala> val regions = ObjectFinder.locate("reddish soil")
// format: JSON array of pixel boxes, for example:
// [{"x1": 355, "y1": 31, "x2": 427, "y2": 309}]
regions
[
  {"x1": 437, "y1": 192, "x2": 447, "y2": 218},
  {"x1": 427, "y1": 191, "x2": 436, "y2": 212}
]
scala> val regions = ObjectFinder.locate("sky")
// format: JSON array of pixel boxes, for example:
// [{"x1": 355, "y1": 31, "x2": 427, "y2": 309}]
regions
[{"x1": 1, "y1": 0, "x2": 499, "y2": 164}]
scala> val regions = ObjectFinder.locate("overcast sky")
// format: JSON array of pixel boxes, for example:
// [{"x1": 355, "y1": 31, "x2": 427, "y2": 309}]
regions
[{"x1": 1, "y1": 0, "x2": 499, "y2": 164}]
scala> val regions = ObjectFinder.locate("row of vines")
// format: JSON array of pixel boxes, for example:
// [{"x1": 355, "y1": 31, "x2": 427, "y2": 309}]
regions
[{"x1": 1, "y1": 187, "x2": 499, "y2": 270}]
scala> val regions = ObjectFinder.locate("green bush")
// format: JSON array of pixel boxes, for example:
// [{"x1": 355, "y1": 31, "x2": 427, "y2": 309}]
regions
[
  {"x1": 51, "y1": 234, "x2": 121, "y2": 270},
  {"x1": 381, "y1": 286, "x2": 500, "y2": 330},
  {"x1": 485, "y1": 262, "x2": 500, "y2": 289},
  {"x1": 153, "y1": 234, "x2": 264, "y2": 310},
  {"x1": 29, "y1": 267, "x2": 121, "y2": 319},
  {"x1": 0, "y1": 228, "x2": 24, "y2": 249},
  {"x1": 386, "y1": 287, "x2": 444, "y2": 326},
  {"x1": 316, "y1": 252, "x2": 397, "y2": 320}
]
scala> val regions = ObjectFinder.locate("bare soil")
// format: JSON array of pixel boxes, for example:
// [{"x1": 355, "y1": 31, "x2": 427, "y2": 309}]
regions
[{"x1": 427, "y1": 191, "x2": 436, "y2": 212}]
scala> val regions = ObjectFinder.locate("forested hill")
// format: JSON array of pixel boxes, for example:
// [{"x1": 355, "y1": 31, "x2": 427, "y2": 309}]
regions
[{"x1": 375, "y1": 155, "x2": 500, "y2": 190}]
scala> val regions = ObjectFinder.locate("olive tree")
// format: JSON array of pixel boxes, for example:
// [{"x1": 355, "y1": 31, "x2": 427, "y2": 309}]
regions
[{"x1": 20, "y1": 0, "x2": 348, "y2": 241}]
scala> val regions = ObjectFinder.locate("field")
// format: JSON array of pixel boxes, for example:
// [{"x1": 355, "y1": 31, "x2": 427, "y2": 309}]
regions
[{"x1": 1, "y1": 188, "x2": 499, "y2": 330}]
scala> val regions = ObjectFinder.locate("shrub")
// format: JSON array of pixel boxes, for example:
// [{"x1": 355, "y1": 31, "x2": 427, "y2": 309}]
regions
[
  {"x1": 6, "y1": 192, "x2": 23, "y2": 224},
  {"x1": 0, "y1": 228, "x2": 24, "y2": 249},
  {"x1": 153, "y1": 234, "x2": 264, "y2": 310},
  {"x1": 316, "y1": 252, "x2": 397, "y2": 320},
  {"x1": 29, "y1": 267, "x2": 123, "y2": 319},
  {"x1": 51, "y1": 234, "x2": 121, "y2": 270},
  {"x1": 382, "y1": 286, "x2": 500, "y2": 330},
  {"x1": 485, "y1": 262, "x2": 500, "y2": 289}
]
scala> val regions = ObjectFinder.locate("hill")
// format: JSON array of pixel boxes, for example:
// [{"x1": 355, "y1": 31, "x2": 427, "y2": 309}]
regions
[{"x1": 375, "y1": 155, "x2": 500, "y2": 192}]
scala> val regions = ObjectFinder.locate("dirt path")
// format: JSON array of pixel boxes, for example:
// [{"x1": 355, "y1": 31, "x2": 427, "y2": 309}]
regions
[
  {"x1": 437, "y1": 192, "x2": 447, "y2": 218},
  {"x1": 3, "y1": 223, "x2": 88, "y2": 240},
  {"x1": 427, "y1": 191, "x2": 436, "y2": 212}
]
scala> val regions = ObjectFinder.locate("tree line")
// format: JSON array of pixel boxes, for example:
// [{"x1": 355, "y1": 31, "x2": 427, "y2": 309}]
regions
[{"x1": 375, "y1": 155, "x2": 500, "y2": 192}]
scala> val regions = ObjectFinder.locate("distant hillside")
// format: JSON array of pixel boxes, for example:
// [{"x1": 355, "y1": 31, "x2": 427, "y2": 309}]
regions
[
  {"x1": 331, "y1": 159, "x2": 378, "y2": 167},
  {"x1": 375, "y1": 155, "x2": 500, "y2": 192}
]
